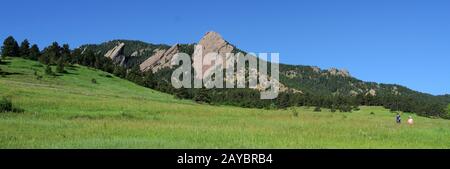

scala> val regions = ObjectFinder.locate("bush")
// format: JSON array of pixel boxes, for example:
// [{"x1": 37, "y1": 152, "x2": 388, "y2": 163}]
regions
[
  {"x1": 34, "y1": 70, "x2": 43, "y2": 80},
  {"x1": 45, "y1": 65, "x2": 53, "y2": 75},
  {"x1": 370, "y1": 112, "x2": 375, "y2": 115},
  {"x1": 339, "y1": 105, "x2": 352, "y2": 112},
  {"x1": 291, "y1": 108, "x2": 299, "y2": 117},
  {"x1": 0, "y1": 97, "x2": 12, "y2": 112},
  {"x1": 193, "y1": 89, "x2": 211, "y2": 103},
  {"x1": 91, "y1": 78, "x2": 97, "y2": 84},
  {"x1": 314, "y1": 106, "x2": 321, "y2": 112},
  {"x1": 0, "y1": 97, "x2": 23, "y2": 113},
  {"x1": 331, "y1": 107, "x2": 337, "y2": 113}
]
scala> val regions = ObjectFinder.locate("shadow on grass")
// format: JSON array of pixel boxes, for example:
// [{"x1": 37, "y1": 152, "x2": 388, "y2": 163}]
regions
[
  {"x1": 64, "y1": 72, "x2": 79, "y2": 75},
  {"x1": 0, "y1": 61, "x2": 11, "y2": 65},
  {"x1": 66, "y1": 65, "x2": 79, "y2": 70},
  {"x1": 0, "y1": 71, "x2": 23, "y2": 76}
]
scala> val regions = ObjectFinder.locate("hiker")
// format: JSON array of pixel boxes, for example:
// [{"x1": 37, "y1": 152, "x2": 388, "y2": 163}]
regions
[
  {"x1": 395, "y1": 113, "x2": 401, "y2": 124},
  {"x1": 407, "y1": 116, "x2": 414, "y2": 125}
]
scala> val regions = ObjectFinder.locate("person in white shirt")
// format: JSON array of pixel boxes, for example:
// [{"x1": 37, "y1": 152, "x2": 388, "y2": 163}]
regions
[{"x1": 407, "y1": 116, "x2": 414, "y2": 125}]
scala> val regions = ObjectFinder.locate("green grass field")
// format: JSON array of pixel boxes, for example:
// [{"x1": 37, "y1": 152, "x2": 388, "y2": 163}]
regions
[{"x1": 0, "y1": 57, "x2": 449, "y2": 148}]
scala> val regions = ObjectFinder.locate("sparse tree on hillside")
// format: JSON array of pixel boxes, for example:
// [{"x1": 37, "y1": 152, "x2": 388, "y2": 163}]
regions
[
  {"x1": 56, "y1": 57, "x2": 65, "y2": 73},
  {"x1": 29, "y1": 44, "x2": 40, "y2": 60},
  {"x1": 61, "y1": 44, "x2": 71, "y2": 64},
  {"x1": 70, "y1": 48, "x2": 82, "y2": 64},
  {"x1": 19, "y1": 39, "x2": 30, "y2": 58},
  {"x1": 42, "y1": 42, "x2": 61, "y2": 64},
  {"x1": 1, "y1": 36, "x2": 19, "y2": 58},
  {"x1": 39, "y1": 52, "x2": 50, "y2": 65}
]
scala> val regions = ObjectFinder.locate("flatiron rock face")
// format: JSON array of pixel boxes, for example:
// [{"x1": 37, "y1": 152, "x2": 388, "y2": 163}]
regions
[
  {"x1": 139, "y1": 44, "x2": 180, "y2": 72},
  {"x1": 104, "y1": 42, "x2": 127, "y2": 66}
]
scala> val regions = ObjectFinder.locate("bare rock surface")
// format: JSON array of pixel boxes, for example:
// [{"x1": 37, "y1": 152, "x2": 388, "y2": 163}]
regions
[
  {"x1": 104, "y1": 42, "x2": 126, "y2": 66},
  {"x1": 140, "y1": 44, "x2": 180, "y2": 72}
]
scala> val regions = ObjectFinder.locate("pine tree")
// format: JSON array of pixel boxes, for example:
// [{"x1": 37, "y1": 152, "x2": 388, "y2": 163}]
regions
[
  {"x1": 56, "y1": 57, "x2": 65, "y2": 73},
  {"x1": 29, "y1": 44, "x2": 40, "y2": 60},
  {"x1": 45, "y1": 42, "x2": 61, "y2": 64},
  {"x1": 143, "y1": 71, "x2": 155, "y2": 88},
  {"x1": 19, "y1": 39, "x2": 30, "y2": 58},
  {"x1": 126, "y1": 66, "x2": 144, "y2": 85},
  {"x1": 1, "y1": 36, "x2": 19, "y2": 58},
  {"x1": 61, "y1": 44, "x2": 71, "y2": 63}
]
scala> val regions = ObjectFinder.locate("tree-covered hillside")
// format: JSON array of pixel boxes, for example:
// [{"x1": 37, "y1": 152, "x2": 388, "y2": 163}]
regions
[
  {"x1": 2, "y1": 35, "x2": 449, "y2": 119},
  {"x1": 79, "y1": 40, "x2": 170, "y2": 68}
]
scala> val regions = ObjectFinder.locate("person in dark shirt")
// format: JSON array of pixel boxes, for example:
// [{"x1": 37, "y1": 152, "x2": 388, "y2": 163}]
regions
[{"x1": 396, "y1": 113, "x2": 401, "y2": 124}]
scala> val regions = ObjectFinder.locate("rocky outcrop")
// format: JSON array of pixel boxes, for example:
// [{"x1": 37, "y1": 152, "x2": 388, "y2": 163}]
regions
[
  {"x1": 311, "y1": 66, "x2": 321, "y2": 73},
  {"x1": 140, "y1": 44, "x2": 180, "y2": 72},
  {"x1": 140, "y1": 31, "x2": 288, "y2": 94},
  {"x1": 104, "y1": 42, "x2": 126, "y2": 66},
  {"x1": 367, "y1": 89, "x2": 377, "y2": 96},
  {"x1": 327, "y1": 68, "x2": 351, "y2": 77},
  {"x1": 285, "y1": 70, "x2": 298, "y2": 78}
]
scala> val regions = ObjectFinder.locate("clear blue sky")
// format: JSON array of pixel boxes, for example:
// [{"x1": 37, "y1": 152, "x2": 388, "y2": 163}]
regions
[{"x1": 1, "y1": 0, "x2": 449, "y2": 95}]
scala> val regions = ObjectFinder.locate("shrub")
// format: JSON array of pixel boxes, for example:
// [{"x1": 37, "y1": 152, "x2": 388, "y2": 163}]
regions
[
  {"x1": 0, "y1": 97, "x2": 23, "y2": 113},
  {"x1": 193, "y1": 90, "x2": 211, "y2": 103},
  {"x1": 34, "y1": 70, "x2": 43, "y2": 80},
  {"x1": 314, "y1": 106, "x2": 321, "y2": 112},
  {"x1": 0, "y1": 97, "x2": 12, "y2": 112},
  {"x1": 339, "y1": 105, "x2": 352, "y2": 112},
  {"x1": 91, "y1": 78, "x2": 97, "y2": 84},
  {"x1": 291, "y1": 108, "x2": 299, "y2": 117},
  {"x1": 370, "y1": 112, "x2": 375, "y2": 115},
  {"x1": 331, "y1": 107, "x2": 337, "y2": 113},
  {"x1": 45, "y1": 65, "x2": 53, "y2": 75}
]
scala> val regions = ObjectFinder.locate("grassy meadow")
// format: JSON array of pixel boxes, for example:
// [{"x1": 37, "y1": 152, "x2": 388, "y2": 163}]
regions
[{"x1": 0, "y1": 57, "x2": 449, "y2": 148}]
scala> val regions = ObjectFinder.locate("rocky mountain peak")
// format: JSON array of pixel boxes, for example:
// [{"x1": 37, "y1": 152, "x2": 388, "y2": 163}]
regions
[
  {"x1": 194, "y1": 31, "x2": 235, "y2": 78},
  {"x1": 197, "y1": 31, "x2": 234, "y2": 54}
]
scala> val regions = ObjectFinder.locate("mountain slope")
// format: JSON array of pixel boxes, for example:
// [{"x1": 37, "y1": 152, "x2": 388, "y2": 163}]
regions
[
  {"x1": 0, "y1": 57, "x2": 449, "y2": 148},
  {"x1": 73, "y1": 32, "x2": 448, "y2": 118},
  {"x1": 79, "y1": 40, "x2": 170, "y2": 68}
]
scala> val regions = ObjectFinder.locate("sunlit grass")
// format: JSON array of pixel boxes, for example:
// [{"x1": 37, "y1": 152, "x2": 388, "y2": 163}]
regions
[{"x1": 0, "y1": 57, "x2": 449, "y2": 148}]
